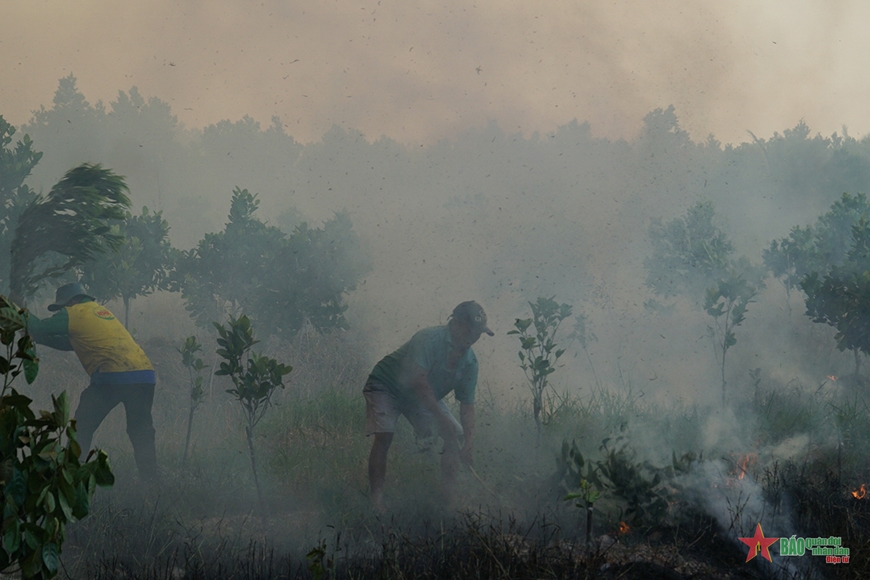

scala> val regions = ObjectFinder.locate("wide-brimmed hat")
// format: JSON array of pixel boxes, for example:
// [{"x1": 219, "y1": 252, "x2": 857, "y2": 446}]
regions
[
  {"x1": 47, "y1": 282, "x2": 95, "y2": 311},
  {"x1": 451, "y1": 301, "x2": 494, "y2": 336}
]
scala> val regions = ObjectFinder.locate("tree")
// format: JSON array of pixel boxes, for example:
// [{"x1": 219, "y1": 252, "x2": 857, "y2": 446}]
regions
[
  {"x1": 10, "y1": 164, "x2": 130, "y2": 300},
  {"x1": 645, "y1": 201, "x2": 733, "y2": 301},
  {"x1": 0, "y1": 118, "x2": 42, "y2": 295},
  {"x1": 178, "y1": 336, "x2": 206, "y2": 469},
  {"x1": 802, "y1": 219, "x2": 870, "y2": 372},
  {"x1": 174, "y1": 187, "x2": 370, "y2": 339},
  {"x1": 79, "y1": 206, "x2": 176, "y2": 328},
  {"x1": 762, "y1": 225, "x2": 814, "y2": 313},
  {"x1": 705, "y1": 273, "x2": 758, "y2": 403},
  {"x1": 173, "y1": 188, "x2": 288, "y2": 328},
  {"x1": 765, "y1": 193, "x2": 870, "y2": 310},
  {"x1": 214, "y1": 315, "x2": 291, "y2": 513},
  {"x1": 508, "y1": 297, "x2": 572, "y2": 436}
]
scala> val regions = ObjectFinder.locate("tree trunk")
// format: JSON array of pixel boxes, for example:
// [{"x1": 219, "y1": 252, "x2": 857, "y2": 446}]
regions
[
  {"x1": 182, "y1": 403, "x2": 195, "y2": 468},
  {"x1": 246, "y1": 425, "x2": 264, "y2": 514},
  {"x1": 586, "y1": 502, "x2": 594, "y2": 551}
]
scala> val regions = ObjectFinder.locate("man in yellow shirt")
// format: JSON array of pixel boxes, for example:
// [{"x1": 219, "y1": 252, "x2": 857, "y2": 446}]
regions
[{"x1": 27, "y1": 282, "x2": 158, "y2": 481}]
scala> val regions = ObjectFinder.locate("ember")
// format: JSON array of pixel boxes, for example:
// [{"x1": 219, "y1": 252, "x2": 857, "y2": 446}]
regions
[
  {"x1": 618, "y1": 521, "x2": 631, "y2": 535},
  {"x1": 852, "y1": 484, "x2": 866, "y2": 499}
]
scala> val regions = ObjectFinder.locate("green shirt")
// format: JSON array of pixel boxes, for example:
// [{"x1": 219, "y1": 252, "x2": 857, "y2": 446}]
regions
[
  {"x1": 369, "y1": 326, "x2": 478, "y2": 404},
  {"x1": 26, "y1": 309, "x2": 74, "y2": 351}
]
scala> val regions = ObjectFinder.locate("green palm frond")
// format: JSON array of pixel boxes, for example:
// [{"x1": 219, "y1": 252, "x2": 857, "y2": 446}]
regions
[{"x1": 10, "y1": 163, "x2": 131, "y2": 297}]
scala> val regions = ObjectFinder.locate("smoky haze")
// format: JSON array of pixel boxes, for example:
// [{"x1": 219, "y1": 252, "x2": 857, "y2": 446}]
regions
[
  {"x1": 4, "y1": 1, "x2": 870, "y2": 146},
  {"x1": 12, "y1": 82, "x2": 862, "y2": 414},
  {"x1": 5, "y1": 3, "x2": 870, "y2": 574}
]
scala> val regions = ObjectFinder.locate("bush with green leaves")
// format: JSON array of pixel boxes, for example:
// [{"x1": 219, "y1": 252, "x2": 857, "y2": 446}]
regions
[
  {"x1": 0, "y1": 297, "x2": 114, "y2": 578},
  {"x1": 175, "y1": 187, "x2": 370, "y2": 340},
  {"x1": 508, "y1": 296, "x2": 572, "y2": 435},
  {"x1": 79, "y1": 206, "x2": 177, "y2": 328},
  {"x1": 214, "y1": 315, "x2": 292, "y2": 512},
  {"x1": 556, "y1": 434, "x2": 701, "y2": 534},
  {"x1": 558, "y1": 440, "x2": 602, "y2": 547}
]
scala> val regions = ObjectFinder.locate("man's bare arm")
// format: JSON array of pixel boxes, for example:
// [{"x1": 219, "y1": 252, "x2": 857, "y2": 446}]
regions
[{"x1": 410, "y1": 366, "x2": 460, "y2": 444}]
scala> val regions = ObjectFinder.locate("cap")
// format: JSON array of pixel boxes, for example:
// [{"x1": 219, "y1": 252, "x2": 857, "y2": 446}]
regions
[
  {"x1": 451, "y1": 301, "x2": 494, "y2": 336},
  {"x1": 47, "y1": 282, "x2": 95, "y2": 311}
]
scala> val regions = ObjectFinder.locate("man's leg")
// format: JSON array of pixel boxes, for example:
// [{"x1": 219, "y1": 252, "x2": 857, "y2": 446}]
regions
[
  {"x1": 368, "y1": 432, "x2": 393, "y2": 512},
  {"x1": 363, "y1": 382, "x2": 399, "y2": 511},
  {"x1": 75, "y1": 384, "x2": 121, "y2": 457},
  {"x1": 121, "y1": 383, "x2": 158, "y2": 482}
]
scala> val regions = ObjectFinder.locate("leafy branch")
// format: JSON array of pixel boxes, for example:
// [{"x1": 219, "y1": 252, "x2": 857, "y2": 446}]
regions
[{"x1": 508, "y1": 296, "x2": 572, "y2": 436}]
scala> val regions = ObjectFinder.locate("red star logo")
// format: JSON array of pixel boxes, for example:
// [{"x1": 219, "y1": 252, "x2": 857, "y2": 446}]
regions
[{"x1": 738, "y1": 523, "x2": 779, "y2": 562}]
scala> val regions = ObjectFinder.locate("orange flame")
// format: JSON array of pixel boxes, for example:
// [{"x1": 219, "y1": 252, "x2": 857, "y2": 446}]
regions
[
  {"x1": 735, "y1": 453, "x2": 757, "y2": 480},
  {"x1": 828, "y1": 375, "x2": 838, "y2": 382},
  {"x1": 852, "y1": 484, "x2": 866, "y2": 499},
  {"x1": 618, "y1": 521, "x2": 630, "y2": 535}
]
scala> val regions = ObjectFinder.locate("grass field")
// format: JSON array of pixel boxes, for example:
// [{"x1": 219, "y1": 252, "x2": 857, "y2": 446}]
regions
[{"x1": 17, "y1": 323, "x2": 870, "y2": 580}]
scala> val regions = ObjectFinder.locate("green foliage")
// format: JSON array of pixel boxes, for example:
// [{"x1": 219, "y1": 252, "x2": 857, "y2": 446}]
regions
[
  {"x1": 556, "y1": 435, "x2": 701, "y2": 531},
  {"x1": 802, "y1": 218, "x2": 870, "y2": 359},
  {"x1": 763, "y1": 225, "x2": 814, "y2": 305},
  {"x1": 595, "y1": 436, "x2": 671, "y2": 526},
  {"x1": 704, "y1": 272, "x2": 758, "y2": 402},
  {"x1": 567, "y1": 308, "x2": 600, "y2": 389},
  {"x1": 175, "y1": 188, "x2": 370, "y2": 339},
  {"x1": 765, "y1": 193, "x2": 870, "y2": 303},
  {"x1": 214, "y1": 315, "x2": 292, "y2": 510},
  {"x1": 645, "y1": 201, "x2": 733, "y2": 300},
  {"x1": 508, "y1": 297, "x2": 572, "y2": 434},
  {"x1": 179, "y1": 336, "x2": 206, "y2": 468},
  {"x1": 559, "y1": 440, "x2": 602, "y2": 507},
  {"x1": 10, "y1": 164, "x2": 131, "y2": 299},
  {"x1": 0, "y1": 118, "x2": 42, "y2": 296},
  {"x1": 79, "y1": 206, "x2": 177, "y2": 328},
  {"x1": 0, "y1": 296, "x2": 114, "y2": 578}
]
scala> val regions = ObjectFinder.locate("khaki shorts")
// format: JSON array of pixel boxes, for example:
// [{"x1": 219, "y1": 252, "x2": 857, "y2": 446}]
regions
[{"x1": 363, "y1": 380, "x2": 463, "y2": 443}]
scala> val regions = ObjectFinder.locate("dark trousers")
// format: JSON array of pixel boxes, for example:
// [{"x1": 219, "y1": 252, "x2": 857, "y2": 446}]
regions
[{"x1": 75, "y1": 382, "x2": 158, "y2": 481}]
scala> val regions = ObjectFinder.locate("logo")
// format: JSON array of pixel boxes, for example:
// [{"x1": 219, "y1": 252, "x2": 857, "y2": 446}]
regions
[
  {"x1": 739, "y1": 523, "x2": 850, "y2": 565},
  {"x1": 94, "y1": 307, "x2": 115, "y2": 321}
]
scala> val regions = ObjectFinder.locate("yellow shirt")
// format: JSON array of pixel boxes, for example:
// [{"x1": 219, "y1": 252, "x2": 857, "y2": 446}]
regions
[{"x1": 66, "y1": 302, "x2": 153, "y2": 375}]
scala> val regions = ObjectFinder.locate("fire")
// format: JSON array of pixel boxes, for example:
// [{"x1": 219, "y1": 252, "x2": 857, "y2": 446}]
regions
[
  {"x1": 828, "y1": 375, "x2": 838, "y2": 382},
  {"x1": 734, "y1": 453, "x2": 757, "y2": 480},
  {"x1": 852, "y1": 484, "x2": 866, "y2": 499},
  {"x1": 618, "y1": 521, "x2": 631, "y2": 535}
]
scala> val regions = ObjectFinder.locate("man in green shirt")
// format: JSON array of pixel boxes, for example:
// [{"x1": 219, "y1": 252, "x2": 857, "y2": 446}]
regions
[
  {"x1": 25, "y1": 282, "x2": 158, "y2": 481},
  {"x1": 364, "y1": 301, "x2": 494, "y2": 511}
]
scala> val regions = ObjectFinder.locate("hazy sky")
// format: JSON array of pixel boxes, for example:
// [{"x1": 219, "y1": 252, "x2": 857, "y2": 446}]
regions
[{"x1": 2, "y1": 0, "x2": 870, "y2": 145}]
